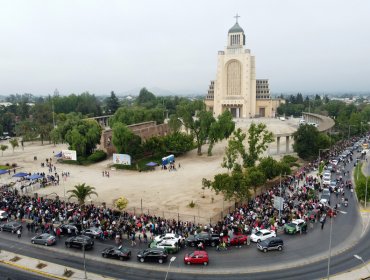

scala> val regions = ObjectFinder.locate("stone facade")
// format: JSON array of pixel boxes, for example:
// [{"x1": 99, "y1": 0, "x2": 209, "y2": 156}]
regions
[
  {"x1": 205, "y1": 19, "x2": 284, "y2": 118},
  {"x1": 100, "y1": 121, "x2": 170, "y2": 155}
]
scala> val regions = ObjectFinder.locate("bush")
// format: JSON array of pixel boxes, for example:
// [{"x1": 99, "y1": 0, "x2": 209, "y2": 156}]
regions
[
  {"x1": 87, "y1": 150, "x2": 107, "y2": 163},
  {"x1": 188, "y1": 200, "x2": 196, "y2": 208},
  {"x1": 282, "y1": 155, "x2": 298, "y2": 165}
]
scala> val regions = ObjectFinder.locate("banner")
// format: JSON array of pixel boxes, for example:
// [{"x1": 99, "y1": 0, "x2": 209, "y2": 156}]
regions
[
  {"x1": 113, "y1": 154, "x2": 131, "y2": 165},
  {"x1": 62, "y1": 150, "x2": 77, "y2": 161}
]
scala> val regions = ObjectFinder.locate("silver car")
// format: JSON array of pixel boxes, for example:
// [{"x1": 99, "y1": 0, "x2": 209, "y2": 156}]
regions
[{"x1": 31, "y1": 233, "x2": 56, "y2": 246}]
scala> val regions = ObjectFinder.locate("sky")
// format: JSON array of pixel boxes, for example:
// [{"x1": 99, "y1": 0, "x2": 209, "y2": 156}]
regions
[{"x1": 0, "y1": 0, "x2": 369, "y2": 96}]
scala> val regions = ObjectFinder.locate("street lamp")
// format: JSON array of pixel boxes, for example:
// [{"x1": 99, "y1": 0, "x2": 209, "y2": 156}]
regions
[
  {"x1": 354, "y1": 255, "x2": 370, "y2": 275},
  {"x1": 165, "y1": 256, "x2": 176, "y2": 280},
  {"x1": 348, "y1": 125, "x2": 356, "y2": 140},
  {"x1": 327, "y1": 209, "x2": 347, "y2": 279}
]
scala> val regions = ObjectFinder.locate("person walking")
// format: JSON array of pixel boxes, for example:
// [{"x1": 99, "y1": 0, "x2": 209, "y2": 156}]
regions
[
  {"x1": 320, "y1": 215, "x2": 326, "y2": 230},
  {"x1": 17, "y1": 228, "x2": 22, "y2": 239},
  {"x1": 131, "y1": 232, "x2": 136, "y2": 247}
]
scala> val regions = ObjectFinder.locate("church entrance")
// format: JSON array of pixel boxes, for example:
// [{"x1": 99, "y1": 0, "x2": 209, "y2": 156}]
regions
[{"x1": 229, "y1": 107, "x2": 241, "y2": 118}]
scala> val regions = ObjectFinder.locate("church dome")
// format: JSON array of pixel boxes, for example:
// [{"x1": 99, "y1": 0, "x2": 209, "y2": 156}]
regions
[{"x1": 228, "y1": 22, "x2": 244, "y2": 33}]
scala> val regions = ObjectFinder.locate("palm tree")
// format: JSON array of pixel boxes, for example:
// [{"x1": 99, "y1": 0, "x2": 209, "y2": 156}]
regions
[{"x1": 67, "y1": 183, "x2": 98, "y2": 206}]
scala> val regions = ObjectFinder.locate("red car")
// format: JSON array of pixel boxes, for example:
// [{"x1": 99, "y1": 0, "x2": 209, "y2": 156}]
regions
[
  {"x1": 228, "y1": 234, "x2": 249, "y2": 246},
  {"x1": 184, "y1": 250, "x2": 209, "y2": 266}
]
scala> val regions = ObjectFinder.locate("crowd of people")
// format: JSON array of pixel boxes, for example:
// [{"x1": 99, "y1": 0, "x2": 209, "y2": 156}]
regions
[{"x1": 0, "y1": 135, "x2": 366, "y2": 246}]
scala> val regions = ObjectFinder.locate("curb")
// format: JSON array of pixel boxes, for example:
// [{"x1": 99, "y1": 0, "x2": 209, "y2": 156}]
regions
[{"x1": 0, "y1": 259, "x2": 67, "y2": 280}]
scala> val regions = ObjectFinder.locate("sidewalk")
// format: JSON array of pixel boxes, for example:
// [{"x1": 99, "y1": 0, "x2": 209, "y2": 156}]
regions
[{"x1": 0, "y1": 249, "x2": 114, "y2": 280}]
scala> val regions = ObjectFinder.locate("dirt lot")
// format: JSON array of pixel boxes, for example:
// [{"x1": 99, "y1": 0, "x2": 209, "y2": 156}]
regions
[{"x1": 0, "y1": 118, "x2": 298, "y2": 223}]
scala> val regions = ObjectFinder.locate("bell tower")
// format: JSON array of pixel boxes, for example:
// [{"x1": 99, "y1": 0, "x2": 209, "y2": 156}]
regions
[{"x1": 228, "y1": 14, "x2": 245, "y2": 47}]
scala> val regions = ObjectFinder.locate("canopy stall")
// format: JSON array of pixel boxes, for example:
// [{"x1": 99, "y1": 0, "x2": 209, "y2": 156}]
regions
[
  {"x1": 0, "y1": 170, "x2": 7, "y2": 175},
  {"x1": 26, "y1": 174, "x2": 43, "y2": 180},
  {"x1": 12, "y1": 172, "x2": 29, "y2": 178}
]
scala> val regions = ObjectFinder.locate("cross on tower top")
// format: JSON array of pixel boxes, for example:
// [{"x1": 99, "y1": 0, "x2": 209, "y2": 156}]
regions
[{"x1": 234, "y1": 13, "x2": 240, "y2": 23}]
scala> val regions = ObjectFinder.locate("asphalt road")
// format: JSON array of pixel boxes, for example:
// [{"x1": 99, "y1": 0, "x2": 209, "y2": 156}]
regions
[
  {"x1": 0, "y1": 263, "x2": 51, "y2": 280},
  {"x1": 0, "y1": 150, "x2": 366, "y2": 280}
]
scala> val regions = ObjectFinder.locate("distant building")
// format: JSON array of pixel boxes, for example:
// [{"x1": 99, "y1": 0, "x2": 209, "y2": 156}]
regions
[{"x1": 205, "y1": 16, "x2": 284, "y2": 118}]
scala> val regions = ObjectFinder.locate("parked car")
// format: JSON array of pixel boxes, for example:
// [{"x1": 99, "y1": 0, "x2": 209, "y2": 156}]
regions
[
  {"x1": 81, "y1": 227, "x2": 103, "y2": 239},
  {"x1": 137, "y1": 248, "x2": 168, "y2": 264},
  {"x1": 257, "y1": 237, "x2": 284, "y2": 252},
  {"x1": 0, "y1": 210, "x2": 8, "y2": 221},
  {"x1": 284, "y1": 219, "x2": 307, "y2": 234},
  {"x1": 320, "y1": 188, "x2": 331, "y2": 204},
  {"x1": 228, "y1": 234, "x2": 249, "y2": 246},
  {"x1": 102, "y1": 245, "x2": 131, "y2": 261},
  {"x1": 185, "y1": 232, "x2": 220, "y2": 247},
  {"x1": 150, "y1": 240, "x2": 179, "y2": 254},
  {"x1": 154, "y1": 233, "x2": 183, "y2": 244},
  {"x1": 250, "y1": 229, "x2": 276, "y2": 243},
  {"x1": 0, "y1": 221, "x2": 22, "y2": 233},
  {"x1": 65, "y1": 235, "x2": 94, "y2": 250},
  {"x1": 31, "y1": 233, "x2": 56, "y2": 246},
  {"x1": 184, "y1": 250, "x2": 209, "y2": 265},
  {"x1": 59, "y1": 224, "x2": 79, "y2": 236}
]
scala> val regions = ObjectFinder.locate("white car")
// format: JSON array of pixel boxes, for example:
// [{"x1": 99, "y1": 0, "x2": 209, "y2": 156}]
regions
[
  {"x1": 279, "y1": 117, "x2": 286, "y2": 121},
  {"x1": 0, "y1": 210, "x2": 8, "y2": 221},
  {"x1": 299, "y1": 119, "x2": 306, "y2": 125},
  {"x1": 323, "y1": 178, "x2": 331, "y2": 185},
  {"x1": 154, "y1": 233, "x2": 183, "y2": 243},
  {"x1": 250, "y1": 229, "x2": 276, "y2": 243}
]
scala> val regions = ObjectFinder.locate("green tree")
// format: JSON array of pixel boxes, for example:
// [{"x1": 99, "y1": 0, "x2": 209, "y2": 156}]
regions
[
  {"x1": 0, "y1": 144, "x2": 8, "y2": 156},
  {"x1": 175, "y1": 100, "x2": 215, "y2": 155},
  {"x1": 164, "y1": 132, "x2": 194, "y2": 154},
  {"x1": 223, "y1": 123, "x2": 274, "y2": 169},
  {"x1": 258, "y1": 157, "x2": 279, "y2": 180},
  {"x1": 203, "y1": 167, "x2": 251, "y2": 202},
  {"x1": 293, "y1": 124, "x2": 330, "y2": 160},
  {"x1": 245, "y1": 166, "x2": 266, "y2": 195},
  {"x1": 64, "y1": 119, "x2": 101, "y2": 156},
  {"x1": 168, "y1": 115, "x2": 182, "y2": 133},
  {"x1": 112, "y1": 122, "x2": 142, "y2": 158},
  {"x1": 67, "y1": 183, "x2": 98, "y2": 206},
  {"x1": 105, "y1": 91, "x2": 120, "y2": 114},
  {"x1": 32, "y1": 103, "x2": 53, "y2": 144},
  {"x1": 245, "y1": 123, "x2": 274, "y2": 167},
  {"x1": 110, "y1": 107, "x2": 165, "y2": 126},
  {"x1": 9, "y1": 138, "x2": 19, "y2": 152},
  {"x1": 49, "y1": 128, "x2": 62, "y2": 146},
  {"x1": 207, "y1": 110, "x2": 235, "y2": 156},
  {"x1": 0, "y1": 124, "x2": 3, "y2": 136},
  {"x1": 136, "y1": 88, "x2": 157, "y2": 108},
  {"x1": 15, "y1": 120, "x2": 38, "y2": 141}
]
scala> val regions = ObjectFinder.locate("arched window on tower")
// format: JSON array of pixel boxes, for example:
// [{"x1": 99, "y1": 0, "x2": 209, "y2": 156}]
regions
[{"x1": 227, "y1": 60, "x2": 242, "y2": 96}]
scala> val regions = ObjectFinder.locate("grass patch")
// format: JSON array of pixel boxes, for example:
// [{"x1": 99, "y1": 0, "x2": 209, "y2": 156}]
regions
[
  {"x1": 36, "y1": 262, "x2": 47, "y2": 269},
  {"x1": 10, "y1": 256, "x2": 21, "y2": 262},
  {"x1": 63, "y1": 268, "x2": 74, "y2": 278},
  {"x1": 354, "y1": 163, "x2": 369, "y2": 204}
]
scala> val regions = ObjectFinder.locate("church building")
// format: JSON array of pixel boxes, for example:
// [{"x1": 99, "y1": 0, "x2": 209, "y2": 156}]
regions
[{"x1": 205, "y1": 16, "x2": 284, "y2": 118}]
